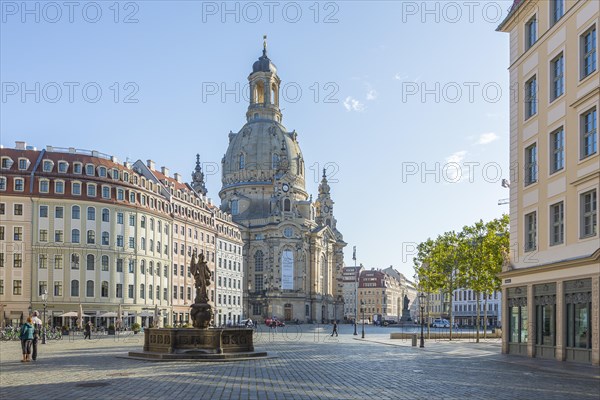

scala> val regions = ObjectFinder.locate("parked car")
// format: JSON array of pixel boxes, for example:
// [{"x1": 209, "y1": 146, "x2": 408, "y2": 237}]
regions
[
  {"x1": 432, "y1": 319, "x2": 450, "y2": 328},
  {"x1": 265, "y1": 318, "x2": 285, "y2": 327},
  {"x1": 357, "y1": 319, "x2": 371, "y2": 325}
]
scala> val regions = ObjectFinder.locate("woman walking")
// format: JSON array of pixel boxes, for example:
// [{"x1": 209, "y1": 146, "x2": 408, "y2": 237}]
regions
[{"x1": 19, "y1": 317, "x2": 35, "y2": 362}]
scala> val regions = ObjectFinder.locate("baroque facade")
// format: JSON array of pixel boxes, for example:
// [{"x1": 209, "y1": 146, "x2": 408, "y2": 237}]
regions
[
  {"x1": 498, "y1": 0, "x2": 599, "y2": 365},
  {"x1": 219, "y1": 41, "x2": 346, "y2": 323},
  {"x1": 0, "y1": 142, "x2": 243, "y2": 328}
]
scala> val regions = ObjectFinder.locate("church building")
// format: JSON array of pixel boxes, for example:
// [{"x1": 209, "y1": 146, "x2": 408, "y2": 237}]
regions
[{"x1": 217, "y1": 39, "x2": 346, "y2": 323}]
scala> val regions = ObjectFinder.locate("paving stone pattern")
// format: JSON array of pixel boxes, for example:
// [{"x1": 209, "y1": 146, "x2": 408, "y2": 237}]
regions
[{"x1": 1, "y1": 325, "x2": 598, "y2": 400}]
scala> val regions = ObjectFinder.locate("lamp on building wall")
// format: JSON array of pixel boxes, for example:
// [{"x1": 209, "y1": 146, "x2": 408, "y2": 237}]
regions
[
  {"x1": 41, "y1": 289, "x2": 48, "y2": 344},
  {"x1": 418, "y1": 292, "x2": 425, "y2": 348}
]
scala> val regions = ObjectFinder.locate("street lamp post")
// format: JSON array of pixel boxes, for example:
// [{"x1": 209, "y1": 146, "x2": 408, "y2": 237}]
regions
[
  {"x1": 361, "y1": 300, "x2": 365, "y2": 339},
  {"x1": 353, "y1": 269, "x2": 358, "y2": 336},
  {"x1": 418, "y1": 292, "x2": 425, "y2": 348},
  {"x1": 41, "y1": 289, "x2": 48, "y2": 344}
]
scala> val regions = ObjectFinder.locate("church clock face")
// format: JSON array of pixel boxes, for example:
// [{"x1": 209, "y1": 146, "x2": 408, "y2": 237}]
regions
[
  {"x1": 323, "y1": 205, "x2": 330, "y2": 213},
  {"x1": 282, "y1": 183, "x2": 289, "y2": 193}
]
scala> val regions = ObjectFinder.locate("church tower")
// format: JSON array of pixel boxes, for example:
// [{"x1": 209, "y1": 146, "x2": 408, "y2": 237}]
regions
[
  {"x1": 191, "y1": 154, "x2": 208, "y2": 196},
  {"x1": 219, "y1": 38, "x2": 345, "y2": 324}
]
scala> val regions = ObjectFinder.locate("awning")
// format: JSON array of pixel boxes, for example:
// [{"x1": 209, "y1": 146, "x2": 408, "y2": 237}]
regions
[
  {"x1": 99, "y1": 312, "x2": 118, "y2": 317},
  {"x1": 59, "y1": 312, "x2": 79, "y2": 317}
]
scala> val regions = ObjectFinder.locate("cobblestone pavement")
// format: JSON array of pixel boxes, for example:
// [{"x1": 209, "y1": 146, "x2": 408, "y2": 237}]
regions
[{"x1": 1, "y1": 324, "x2": 599, "y2": 400}]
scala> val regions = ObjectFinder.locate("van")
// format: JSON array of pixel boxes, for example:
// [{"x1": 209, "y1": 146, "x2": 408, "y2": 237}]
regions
[{"x1": 432, "y1": 319, "x2": 450, "y2": 328}]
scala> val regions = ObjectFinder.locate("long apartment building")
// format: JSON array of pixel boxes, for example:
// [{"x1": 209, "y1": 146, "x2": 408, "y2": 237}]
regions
[
  {"x1": 498, "y1": 0, "x2": 599, "y2": 365},
  {"x1": 0, "y1": 142, "x2": 243, "y2": 328}
]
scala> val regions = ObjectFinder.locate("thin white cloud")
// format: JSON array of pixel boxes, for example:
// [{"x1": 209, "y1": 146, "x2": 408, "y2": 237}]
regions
[
  {"x1": 366, "y1": 89, "x2": 377, "y2": 101},
  {"x1": 343, "y1": 96, "x2": 365, "y2": 112},
  {"x1": 477, "y1": 132, "x2": 499, "y2": 145},
  {"x1": 446, "y1": 150, "x2": 467, "y2": 164}
]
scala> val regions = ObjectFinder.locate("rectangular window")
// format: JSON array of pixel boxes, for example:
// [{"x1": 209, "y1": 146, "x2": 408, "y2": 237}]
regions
[
  {"x1": 55, "y1": 206, "x2": 64, "y2": 219},
  {"x1": 550, "y1": 202, "x2": 564, "y2": 246},
  {"x1": 129, "y1": 237, "x2": 135, "y2": 249},
  {"x1": 55, "y1": 181, "x2": 65, "y2": 194},
  {"x1": 13, "y1": 253, "x2": 22, "y2": 268},
  {"x1": 71, "y1": 253, "x2": 80, "y2": 269},
  {"x1": 14, "y1": 178, "x2": 24, "y2": 191},
  {"x1": 87, "y1": 184, "x2": 96, "y2": 197},
  {"x1": 54, "y1": 281, "x2": 63, "y2": 296},
  {"x1": 39, "y1": 229, "x2": 48, "y2": 242},
  {"x1": 39, "y1": 254, "x2": 48, "y2": 269},
  {"x1": 117, "y1": 212, "x2": 124, "y2": 224},
  {"x1": 116, "y1": 283, "x2": 123, "y2": 298},
  {"x1": 129, "y1": 215, "x2": 135, "y2": 226},
  {"x1": 0, "y1": 226, "x2": 4, "y2": 241},
  {"x1": 536, "y1": 303, "x2": 556, "y2": 346},
  {"x1": 581, "y1": 190, "x2": 597, "y2": 238},
  {"x1": 116, "y1": 258, "x2": 123, "y2": 272},
  {"x1": 13, "y1": 280, "x2": 22, "y2": 295},
  {"x1": 72, "y1": 182, "x2": 81, "y2": 196},
  {"x1": 551, "y1": 0, "x2": 563, "y2": 25},
  {"x1": 40, "y1": 205, "x2": 48, "y2": 218},
  {"x1": 581, "y1": 108, "x2": 597, "y2": 159},
  {"x1": 102, "y1": 186, "x2": 110, "y2": 199},
  {"x1": 525, "y1": 143, "x2": 537, "y2": 185},
  {"x1": 117, "y1": 235, "x2": 124, "y2": 247},
  {"x1": 551, "y1": 53, "x2": 564, "y2": 101},
  {"x1": 525, "y1": 212, "x2": 537, "y2": 252},
  {"x1": 0, "y1": 203, "x2": 4, "y2": 215},
  {"x1": 525, "y1": 76, "x2": 537, "y2": 119},
  {"x1": 39, "y1": 281, "x2": 47, "y2": 296},
  {"x1": 128, "y1": 284, "x2": 134, "y2": 299},
  {"x1": 14, "y1": 204, "x2": 23, "y2": 215},
  {"x1": 87, "y1": 207, "x2": 95, "y2": 220},
  {"x1": 54, "y1": 255, "x2": 63, "y2": 269},
  {"x1": 525, "y1": 15, "x2": 537, "y2": 50},
  {"x1": 54, "y1": 230, "x2": 63, "y2": 242},
  {"x1": 0, "y1": 178, "x2": 4, "y2": 191},
  {"x1": 128, "y1": 260, "x2": 135, "y2": 273},
  {"x1": 117, "y1": 189, "x2": 124, "y2": 201},
  {"x1": 39, "y1": 180, "x2": 49, "y2": 193},
  {"x1": 581, "y1": 27, "x2": 597, "y2": 79},
  {"x1": 180, "y1": 286, "x2": 184, "y2": 300}
]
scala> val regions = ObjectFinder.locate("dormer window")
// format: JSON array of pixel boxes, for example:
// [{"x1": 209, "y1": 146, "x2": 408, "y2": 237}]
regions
[
  {"x1": 73, "y1": 163, "x2": 82, "y2": 174},
  {"x1": 18, "y1": 158, "x2": 29, "y2": 170},
  {"x1": 85, "y1": 164, "x2": 95, "y2": 176},
  {"x1": 123, "y1": 171, "x2": 129, "y2": 182},
  {"x1": 111, "y1": 168, "x2": 119, "y2": 180},
  {"x1": 57, "y1": 161, "x2": 68, "y2": 173},
  {"x1": 42, "y1": 160, "x2": 53, "y2": 172},
  {"x1": 98, "y1": 166, "x2": 107, "y2": 177},
  {"x1": 1, "y1": 157, "x2": 13, "y2": 169}
]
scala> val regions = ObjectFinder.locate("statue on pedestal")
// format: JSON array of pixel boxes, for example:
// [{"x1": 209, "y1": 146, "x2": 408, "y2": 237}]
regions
[{"x1": 189, "y1": 252, "x2": 213, "y2": 329}]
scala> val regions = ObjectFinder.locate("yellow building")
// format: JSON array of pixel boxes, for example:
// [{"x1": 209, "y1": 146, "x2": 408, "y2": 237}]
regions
[{"x1": 498, "y1": 0, "x2": 599, "y2": 365}]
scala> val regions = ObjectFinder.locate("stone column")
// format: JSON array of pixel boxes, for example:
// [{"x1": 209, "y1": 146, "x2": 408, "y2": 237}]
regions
[
  {"x1": 501, "y1": 286, "x2": 509, "y2": 354},
  {"x1": 592, "y1": 276, "x2": 599, "y2": 366},
  {"x1": 555, "y1": 280, "x2": 565, "y2": 361},
  {"x1": 527, "y1": 284, "x2": 535, "y2": 358}
]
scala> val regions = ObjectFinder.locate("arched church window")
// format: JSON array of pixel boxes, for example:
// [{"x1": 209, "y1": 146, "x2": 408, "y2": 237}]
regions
[
  {"x1": 231, "y1": 200, "x2": 239, "y2": 215},
  {"x1": 272, "y1": 154, "x2": 280, "y2": 169},
  {"x1": 283, "y1": 198, "x2": 291, "y2": 212},
  {"x1": 254, "y1": 250, "x2": 264, "y2": 272},
  {"x1": 239, "y1": 154, "x2": 245, "y2": 170}
]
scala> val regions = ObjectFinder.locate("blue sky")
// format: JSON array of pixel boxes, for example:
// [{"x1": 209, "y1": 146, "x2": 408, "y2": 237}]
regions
[{"x1": 1, "y1": 0, "x2": 514, "y2": 278}]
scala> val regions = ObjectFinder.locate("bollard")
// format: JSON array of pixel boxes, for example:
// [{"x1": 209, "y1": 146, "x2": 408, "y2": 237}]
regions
[{"x1": 412, "y1": 334, "x2": 417, "y2": 347}]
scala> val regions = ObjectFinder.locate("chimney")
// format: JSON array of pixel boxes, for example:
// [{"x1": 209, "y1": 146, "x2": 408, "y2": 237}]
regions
[
  {"x1": 15, "y1": 141, "x2": 26, "y2": 150},
  {"x1": 174, "y1": 173, "x2": 182, "y2": 183},
  {"x1": 124, "y1": 161, "x2": 131, "y2": 169},
  {"x1": 161, "y1": 166, "x2": 170, "y2": 177},
  {"x1": 147, "y1": 160, "x2": 155, "y2": 170}
]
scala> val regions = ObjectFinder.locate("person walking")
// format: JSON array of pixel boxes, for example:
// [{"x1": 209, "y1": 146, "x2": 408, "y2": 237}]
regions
[
  {"x1": 31, "y1": 311, "x2": 43, "y2": 361},
  {"x1": 19, "y1": 317, "x2": 35, "y2": 362},
  {"x1": 84, "y1": 321, "x2": 92, "y2": 339},
  {"x1": 331, "y1": 321, "x2": 338, "y2": 337}
]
